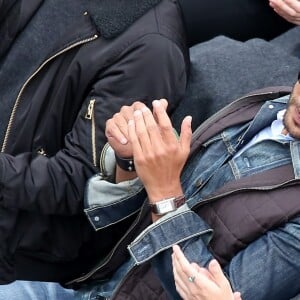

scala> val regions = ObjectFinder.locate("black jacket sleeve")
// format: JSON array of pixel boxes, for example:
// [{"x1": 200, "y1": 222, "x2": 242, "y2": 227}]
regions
[{"x1": 0, "y1": 33, "x2": 188, "y2": 215}]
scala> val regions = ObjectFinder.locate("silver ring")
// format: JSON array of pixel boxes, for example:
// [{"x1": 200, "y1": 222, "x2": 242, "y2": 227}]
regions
[{"x1": 188, "y1": 275, "x2": 196, "y2": 283}]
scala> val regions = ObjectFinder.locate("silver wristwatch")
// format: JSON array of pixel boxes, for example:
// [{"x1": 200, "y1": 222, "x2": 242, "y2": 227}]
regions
[{"x1": 149, "y1": 195, "x2": 186, "y2": 216}]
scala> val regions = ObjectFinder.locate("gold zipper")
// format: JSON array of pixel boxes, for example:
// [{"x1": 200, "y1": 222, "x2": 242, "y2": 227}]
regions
[
  {"x1": 85, "y1": 99, "x2": 97, "y2": 166},
  {"x1": 1, "y1": 34, "x2": 99, "y2": 153}
]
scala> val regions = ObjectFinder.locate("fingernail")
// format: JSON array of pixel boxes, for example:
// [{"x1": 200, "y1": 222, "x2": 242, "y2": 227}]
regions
[
  {"x1": 120, "y1": 138, "x2": 127, "y2": 145},
  {"x1": 128, "y1": 119, "x2": 134, "y2": 126},
  {"x1": 152, "y1": 100, "x2": 160, "y2": 107},
  {"x1": 133, "y1": 110, "x2": 142, "y2": 116},
  {"x1": 141, "y1": 106, "x2": 149, "y2": 113}
]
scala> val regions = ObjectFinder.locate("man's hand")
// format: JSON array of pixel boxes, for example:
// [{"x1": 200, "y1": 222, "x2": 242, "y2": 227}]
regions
[
  {"x1": 128, "y1": 99, "x2": 192, "y2": 201},
  {"x1": 269, "y1": 0, "x2": 300, "y2": 25}
]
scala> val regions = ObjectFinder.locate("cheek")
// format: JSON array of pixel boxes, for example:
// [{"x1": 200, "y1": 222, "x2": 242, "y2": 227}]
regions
[{"x1": 284, "y1": 114, "x2": 300, "y2": 139}]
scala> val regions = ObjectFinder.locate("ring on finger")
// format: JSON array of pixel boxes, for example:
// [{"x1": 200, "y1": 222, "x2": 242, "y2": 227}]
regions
[{"x1": 188, "y1": 275, "x2": 196, "y2": 283}]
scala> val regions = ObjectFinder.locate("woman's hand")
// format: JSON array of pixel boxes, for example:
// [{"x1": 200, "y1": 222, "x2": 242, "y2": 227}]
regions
[
  {"x1": 105, "y1": 101, "x2": 167, "y2": 183},
  {"x1": 105, "y1": 101, "x2": 152, "y2": 159},
  {"x1": 269, "y1": 0, "x2": 300, "y2": 25},
  {"x1": 128, "y1": 99, "x2": 192, "y2": 201},
  {"x1": 172, "y1": 245, "x2": 242, "y2": 300}
]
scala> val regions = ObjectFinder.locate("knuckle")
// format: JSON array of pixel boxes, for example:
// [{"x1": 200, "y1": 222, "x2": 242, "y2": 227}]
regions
[
  {"x1": 113, "y1": 112, "x2": 121, "y2": 119},
  {"x1": 133, "y1": 101, "x2": 146, "y2": 110},
  {"x1": 168, "y1": 144, "x2": 177, "y2": 153},
  {"x1": 135, "y1": 156, "x2": 145, "y2": 166},
  {"x1": 146, "y1": 123, "x2": 158, "y2": 132},
  {"x1": 155, "y1": 148, "x2": 168, "y2": 159},
  {"x1": 147, "y1": 153, "x2": 156, "y2": 161},
  {"x1": 160, "y1": 123, "x2": 171, "y2": 132},
  {"x1": 120, "y1": 105, "x2": 130, "y2": 112},
  {"x1": 136, "y1": 128, "x2": 146, "y2": 137}
]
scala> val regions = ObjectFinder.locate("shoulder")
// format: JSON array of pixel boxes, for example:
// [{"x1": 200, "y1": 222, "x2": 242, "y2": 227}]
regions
[{"x1": 90, "y1": 0, "x2": 187, "y2": 49}]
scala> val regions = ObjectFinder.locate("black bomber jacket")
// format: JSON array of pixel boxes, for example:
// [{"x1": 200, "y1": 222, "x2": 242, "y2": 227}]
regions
[{"x1": 0, "y1": 0, "x2": 188, "y2": 284}]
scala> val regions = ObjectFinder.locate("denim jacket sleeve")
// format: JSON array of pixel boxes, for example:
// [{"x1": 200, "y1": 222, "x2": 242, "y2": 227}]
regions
[
  {"x1": 84, "y1": 143, "x2": 146, "y2": 230},
  {"x1": 127, "y1": 204, "x2": 214, "y2": 299},
  {"x1": 127, "y1": 204, "x2": 213, "y2": 264}
]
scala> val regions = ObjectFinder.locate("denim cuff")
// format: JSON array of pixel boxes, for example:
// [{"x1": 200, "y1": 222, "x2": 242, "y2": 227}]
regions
[
  {"x1": 84, "y1": 144, "x2": 145, "y2": 230},
  {"x1": 128, "y1": 204, "x2": 213, "y2": 264}
]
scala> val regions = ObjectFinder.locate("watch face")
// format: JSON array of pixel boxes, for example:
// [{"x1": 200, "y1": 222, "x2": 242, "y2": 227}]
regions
[
  {"x1": 155, "y1": 198, "x2": 176, "y2": 215},
  {"x1": 151, "y1": 196, "x2": 186, "y2": 215}
]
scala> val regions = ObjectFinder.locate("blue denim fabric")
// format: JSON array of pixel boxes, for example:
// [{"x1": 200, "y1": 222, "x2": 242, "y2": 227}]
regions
[
  {"x1": 128, "y1": 204, "x2": 213, "y2": 264},
  {"x1": 0, "y1": 260, "x2": 135, "y2": 300},
  {"x1": 83, "y1": 94, "x2": 300, "y2": 299},
  {"x1": 74, "y1": 257, "x2": 135, "y2": 300},
  {"x1": 0, "y1": 280, "x2": 75, "y2": 300},
  {"x1": 182, "y1": 98, "x2": 294, "y2": 207},
  {"x1": 84, "y1": 144, "x2": 145, "y2": 230},
  {"x1": 228, "y1": 216, "x2": 300, "y2": 299},
  {"x1": 140, "y1": 215, "x2": 300, "y2": 300},
  {"x1": 127, "y1": 95, "x2": 300, "y2": 299}
]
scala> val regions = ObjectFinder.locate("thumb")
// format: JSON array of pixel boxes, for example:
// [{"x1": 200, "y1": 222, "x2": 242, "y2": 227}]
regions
[
  {"x1": 208, "y1": 259, "x2": 231, "y2": 289},
  {"x1": 233, "y1": 292, "x2": 242, "y2": 300}
]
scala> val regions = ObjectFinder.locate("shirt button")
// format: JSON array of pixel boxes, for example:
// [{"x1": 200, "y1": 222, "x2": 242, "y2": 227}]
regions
[
  {"x1": 268, "y1": 104, "x2": 274, "y2": 109},
  {"x1": 94, "y1": 216, "x2": 100, "y2": 222}
]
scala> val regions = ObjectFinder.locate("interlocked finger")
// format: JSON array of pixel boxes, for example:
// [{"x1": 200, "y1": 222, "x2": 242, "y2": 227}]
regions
[
  {"x1": 152, "y1": 100, "x2": 178, "y2": 144},
  {"x1": 132, "y1": 109, "x2": 153, "y2": 154},
  {"x1": 140, "y1": 106, "x2": 164, "y2": 151},
  {"x1": 270, "y1": 0, "x2": 300, "y2": 24}
]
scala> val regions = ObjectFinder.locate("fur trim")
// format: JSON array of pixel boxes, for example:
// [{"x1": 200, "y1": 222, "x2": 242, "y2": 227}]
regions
[{"x1": 88, "y1": 0, "x2": 161, "y2": 39}]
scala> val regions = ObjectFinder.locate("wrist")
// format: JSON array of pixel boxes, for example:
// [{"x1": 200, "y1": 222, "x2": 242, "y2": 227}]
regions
[
  {"x1": 147, "y1": 183, "x2": 183, "y2": 203},
  {"x1": 115, "y1": 153, "x2": 135, "y2": 172},
  {"x1": 114, "y1": 153, "x2": 137, "y2": 183},
  {"x1": 115, "y1": 165, "x2": 137, "y2": 183},
  {"x1": 149, "y1": 194, "x2": 186, "y2": 217}
]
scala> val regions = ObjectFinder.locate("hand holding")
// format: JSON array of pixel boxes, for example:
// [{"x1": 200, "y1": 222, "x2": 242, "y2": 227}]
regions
[
  {"x1": 128, "y1": 99, "x2": 192, "y2": 201},
  {"x1": 105, "y1": 101, "x2": 156, "y2": 158},
  {"x1": 269, "y1": 0, "x2": 300, "y2": 25}
]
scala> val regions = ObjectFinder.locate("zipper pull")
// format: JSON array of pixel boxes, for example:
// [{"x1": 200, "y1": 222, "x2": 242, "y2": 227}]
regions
[{"x1": 85, "y1": 99, "x2": 95, "y2": 119}]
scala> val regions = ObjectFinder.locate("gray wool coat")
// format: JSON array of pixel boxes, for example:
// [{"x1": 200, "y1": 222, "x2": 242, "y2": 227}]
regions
[{"x1": 172, "y1": 26, "x2": 300, "y2": 131}]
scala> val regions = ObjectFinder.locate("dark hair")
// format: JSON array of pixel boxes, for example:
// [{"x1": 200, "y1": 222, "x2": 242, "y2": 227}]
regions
[{"x1": 298, "y1": 71, "x2": 300, "y2": 82}]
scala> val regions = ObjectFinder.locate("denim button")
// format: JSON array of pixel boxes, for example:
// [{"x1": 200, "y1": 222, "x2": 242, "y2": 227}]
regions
[
  {"x1": 94, "y1": 216, "x2": 100, "y2": 222},
  {"x1": 268, "y1": 104, "x2": 274, "y2": 109}
]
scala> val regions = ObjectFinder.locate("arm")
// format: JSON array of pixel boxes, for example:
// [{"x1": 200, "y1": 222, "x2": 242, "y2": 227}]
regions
[
  {"x1": 125, "y1": 101, "x2": 243, "y2": 299},
  {"x1": 127, "y1": 99, "x2": 191, "y2": 221},
  {"x1": 269, "y1": 0, "x2": 300, "y2": 25},
  {"x1": 0, "y1": 34, "x2": 187, "y2": 215}
]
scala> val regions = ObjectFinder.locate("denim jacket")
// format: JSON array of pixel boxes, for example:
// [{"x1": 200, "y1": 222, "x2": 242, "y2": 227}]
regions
[
  {"x1": 85, "y1": 93, "x2": 299, "y2": 241},
  {"x1": 83, "y1": 92, "x2": 300, "y2": 298}
]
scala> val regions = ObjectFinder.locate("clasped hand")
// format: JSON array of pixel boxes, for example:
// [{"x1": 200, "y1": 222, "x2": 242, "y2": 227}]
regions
[
  {"x1": 269, "y1": 0, "x2": 300, "y2": 25},
  {"x1": 105, "y1": 99, "x2": 192, "y2": 201}
]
